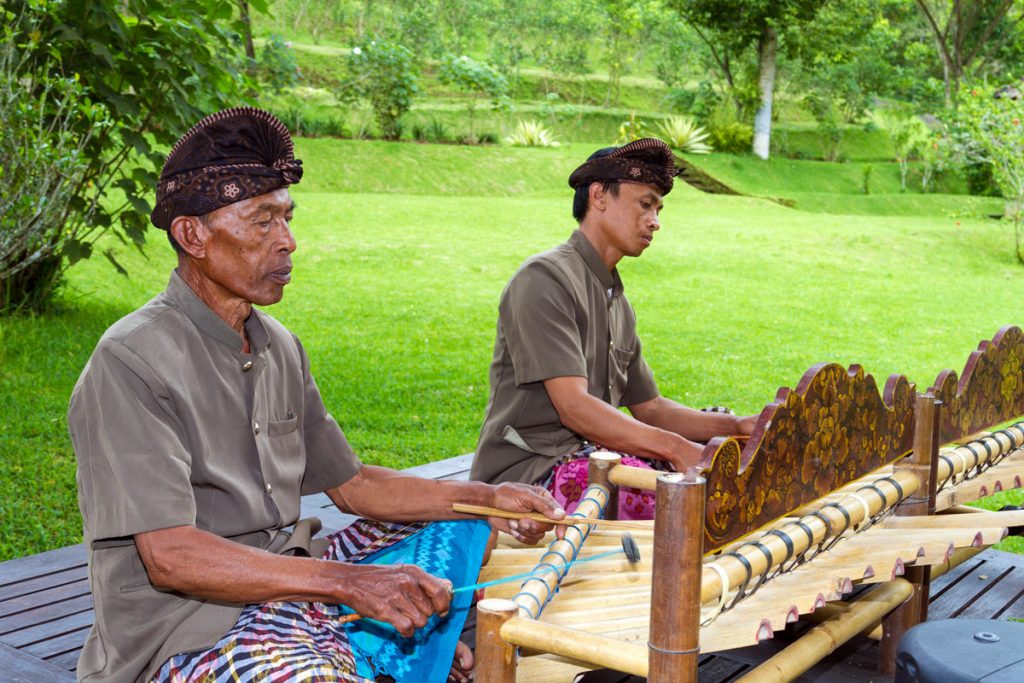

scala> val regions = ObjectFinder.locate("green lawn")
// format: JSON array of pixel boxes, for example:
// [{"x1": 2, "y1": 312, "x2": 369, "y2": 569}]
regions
[{"x1": 2, "y1": 139, "x2": 1023, "y2": 560}]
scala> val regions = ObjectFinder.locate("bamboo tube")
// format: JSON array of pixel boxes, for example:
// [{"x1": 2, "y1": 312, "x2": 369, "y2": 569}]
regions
[
  {"x1": 649, "y1": 472, "x2": 704, "y2": 683},
  {"x1": 589, "y1": 451, "x2": 622, "y2": 520},
  {"x1": 608, "y1": 463, "x2": 660, "y2": 492},
  {"x1": 500, "y1": 616, "x2": 649, "y2": 677},
  {"x1": 935, "y1": 423, "x2": 1024, "y2": 488},
  {"x1": 734, "y1": 578, "x2": 913, "y2": 683},
  {"x1": 476, "y1": 599, "x2": 519, "y2": 683},
  {"x1": 511, "y1": 484, "x2": 609, "y2": 619}
]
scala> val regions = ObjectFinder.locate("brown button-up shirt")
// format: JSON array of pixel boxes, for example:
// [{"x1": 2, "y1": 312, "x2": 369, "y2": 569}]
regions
[
  {"x1": 69, "y1": 272, "x2": 361, "y2": 682},
  {"x1": 471, "y1": 230, "x2": 659, "y2": 485}
]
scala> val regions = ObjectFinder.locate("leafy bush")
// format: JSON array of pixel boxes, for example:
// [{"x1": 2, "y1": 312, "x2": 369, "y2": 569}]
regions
[
  {"x1": 506, "y1": 120, "x2": 559, "y2": 147},
  {"x1": 342, "y1": 39, "x2": 419, "y2": 140},
  {"x1": 805, "y1": 92, "x2": 844, "y2": 162},
  {"x1": 708, "y1": 123, "x2": 753, "y2": 154},
  {"x1": 258, "y1": 34, "x2": 299, "y2": 93},
  {"x1": 1, "y1": 0, "x2": 255, "y2": 313},
  {"x1": 656, "y1": 115, "x2": 712, "y2": 154},
  {"x1": 861, "y1": 164, "x2": 874, "y2": 195},
  {"x1": 617, "y1": 111, "x2": 649, "y2": 143},
  {"x1": 1, "y1": 17, "x2": 108, "y2": 312}
]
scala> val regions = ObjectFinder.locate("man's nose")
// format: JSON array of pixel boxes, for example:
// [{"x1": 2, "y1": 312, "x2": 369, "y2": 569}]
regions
[{"x1": 279, "y1": 222, "x2": 297, "y2": 253}]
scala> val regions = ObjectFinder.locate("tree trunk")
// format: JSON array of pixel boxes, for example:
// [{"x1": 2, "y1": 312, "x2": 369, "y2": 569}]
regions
[
  {"x1": 752, "y1": 24, "x2": 777, "y2": 160},
  {"x1": 238, "y1": 1, "x2": 255, "y2": 62}
]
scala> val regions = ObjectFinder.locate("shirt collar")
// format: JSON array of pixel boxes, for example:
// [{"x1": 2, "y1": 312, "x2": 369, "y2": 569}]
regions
[
  {"x1": 569, "y1": 229, "x2": 624, "y2": 298},
  {"x1": 166, "y1": 270, "x2": 270, "y2": 353}
]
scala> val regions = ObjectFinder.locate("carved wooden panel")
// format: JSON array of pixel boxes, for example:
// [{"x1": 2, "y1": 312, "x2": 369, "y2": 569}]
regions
[
  {"x1": 929, "y1": 326, "x2": 1024, "y2": 444},
  {"x1": 700, "y1": 363, "x2": 915, "y2": 552}
]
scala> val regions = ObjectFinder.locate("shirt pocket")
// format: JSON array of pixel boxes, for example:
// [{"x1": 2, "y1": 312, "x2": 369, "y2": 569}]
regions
[
  {"x1": 267, "y1": 413, "x2": 299, "y2": 436},
  {"x1": 609, "y1": 346, "x2": 635, "y2": 407}
]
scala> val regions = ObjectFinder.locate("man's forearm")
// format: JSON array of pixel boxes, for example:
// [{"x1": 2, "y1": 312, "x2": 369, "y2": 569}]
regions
[
  {"x1": 630, "y1": 397, "x2": 747, "y2": 442},
  {"x1": 136, "y1": 525, "x2": 369, "y2": 604},
  {"x1": 327, "y1": 465, "x2": 496, "y2": 521},
  {"x1": 135, "y1": 524, "x2": 455, "y2": 637}
]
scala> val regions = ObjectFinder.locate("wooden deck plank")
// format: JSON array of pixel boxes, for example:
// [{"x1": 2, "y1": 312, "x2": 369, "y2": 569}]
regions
[
  {"x1": 0, "y1": 594, "x2": 93, "y2": 637},
  {"x1": 0, "y1": 641, "x2": 75, "y2": 682},
  {"x1": 928, "y1": 551, "x2": 1021, "y2": 620},
  {"x1": 0, "y1": 545, "x2": 86, "y2": 587},
  {"x1": 22, "y1": 625, "x2": 94, "y2": 660},
  {"x1": 0, "y1": 566, "x2": 89, "y2": 604},
  {"x1": 2, "y1": 609, "x2": 95, "y2": 649}
]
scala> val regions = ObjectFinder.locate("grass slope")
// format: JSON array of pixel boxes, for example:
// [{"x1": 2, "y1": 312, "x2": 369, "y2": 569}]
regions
[{"x1": 2, "y1": 140, "x2": 1022, "y2": 560}]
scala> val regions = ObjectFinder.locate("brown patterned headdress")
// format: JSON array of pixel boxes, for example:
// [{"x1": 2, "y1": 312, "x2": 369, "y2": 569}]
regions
[
  {"x1": 150, "y1": 107, "x2": 303, "y2": 230},
  {"x1": 568, "y1": 138, "x2": 679, "y2": 196}
]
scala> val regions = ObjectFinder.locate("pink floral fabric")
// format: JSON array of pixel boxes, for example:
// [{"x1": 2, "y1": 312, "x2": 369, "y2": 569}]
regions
[{"x1": 547, "y1": 450, "x2": 670, "y2": 520}]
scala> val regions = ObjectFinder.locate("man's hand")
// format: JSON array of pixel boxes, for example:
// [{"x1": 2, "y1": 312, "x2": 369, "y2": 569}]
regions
[
  {"x1": 736, "y1": 413, "x2": 758, "y2": 437},
  {"x1": 335, "y1": 563, "x2": 453, "y2": 638},
  {"x1": 487, "y1": 482, "x2": 566, "y2": 544}
]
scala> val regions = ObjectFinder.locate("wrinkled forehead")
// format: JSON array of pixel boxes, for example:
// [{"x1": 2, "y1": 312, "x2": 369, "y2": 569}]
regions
[{"x1": 207, "y1": 188, "x2": 295, "y2": 223}]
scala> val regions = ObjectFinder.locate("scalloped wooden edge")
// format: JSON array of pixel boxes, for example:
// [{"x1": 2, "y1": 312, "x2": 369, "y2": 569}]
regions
[
  {"x1": 699, "y1": 362, "x2": 916, "y2": 551},
  {"x1": 929, "y1": 325, "x2": 1024, "y2": 443}
]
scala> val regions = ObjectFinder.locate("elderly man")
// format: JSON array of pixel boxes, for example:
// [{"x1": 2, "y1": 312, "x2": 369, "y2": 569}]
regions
[
  {"x1": 470, "y1": 138, "x2": 755, "y2": 518},
  {"x1": 69, "y1": 107, "x2": 564, "y2": 683}
]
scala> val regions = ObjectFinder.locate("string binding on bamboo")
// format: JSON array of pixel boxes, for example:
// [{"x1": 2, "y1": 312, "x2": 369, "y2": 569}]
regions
[{"x1": 512, "y1": 483, "x2": 610, "y2": 619}]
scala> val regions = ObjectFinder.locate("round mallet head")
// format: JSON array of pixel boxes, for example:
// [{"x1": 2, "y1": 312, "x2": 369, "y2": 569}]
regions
[{"x1": 620, "y1": 532, "x2": 641, "y2": 564}]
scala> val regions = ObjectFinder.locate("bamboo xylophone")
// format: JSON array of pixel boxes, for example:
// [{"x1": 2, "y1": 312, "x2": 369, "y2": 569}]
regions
[{"x1": 473, "y1": 327, "x2": 1024, "y2": 683}]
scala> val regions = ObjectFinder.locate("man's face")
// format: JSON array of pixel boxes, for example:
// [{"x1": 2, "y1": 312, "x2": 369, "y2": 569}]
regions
[
  {"x1": 600, "y1": 181, "x2": 663, "y2": 258},
  {"x1": 197, "y1": 187, "x2": 297, "y2": 307}
]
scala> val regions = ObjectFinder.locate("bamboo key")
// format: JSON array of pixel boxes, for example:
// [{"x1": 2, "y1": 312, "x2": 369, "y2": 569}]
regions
[{"x1": 451, "y1": 503, "x2": 651, "y2": 531}]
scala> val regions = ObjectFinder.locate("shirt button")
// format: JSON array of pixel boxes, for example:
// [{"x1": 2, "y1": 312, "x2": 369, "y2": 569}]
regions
[
  {"x1": 265, "y1": 483, "x2": 273, "y2": 495},
  {"x1": 253, "y1": 422, "x2": 260, "y2": 434},
  {"x1": 242, "y1": 361, "x2": 253, "y2": 372},
  {"x1": 609, "y1": 341, "x2": 614, "y2": 349}
]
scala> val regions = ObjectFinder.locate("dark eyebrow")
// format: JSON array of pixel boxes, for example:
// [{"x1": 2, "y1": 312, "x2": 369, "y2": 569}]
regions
[{"x1": 246, "y1": 201, "x2": 296, "y2": 218}]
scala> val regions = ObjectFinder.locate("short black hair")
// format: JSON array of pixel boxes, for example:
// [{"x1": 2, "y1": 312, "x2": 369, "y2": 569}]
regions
[{"x1": 572, "y1": 147, "x2": 619, "y2": 223}]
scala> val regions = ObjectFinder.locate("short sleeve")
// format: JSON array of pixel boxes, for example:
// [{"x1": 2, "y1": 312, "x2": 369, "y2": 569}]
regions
[
  {"x1": 69, "y1": 342, "x2": 196, "y2": 543},
  {"x1": 620, "y1": 337, "x2": 659, "y2": 407},
  {"x1": 500, "y1": 263, "x2": 587, "y2": 386},
  {"x1": 295, "y1": 337, "x2": 362, "y2": 494}
]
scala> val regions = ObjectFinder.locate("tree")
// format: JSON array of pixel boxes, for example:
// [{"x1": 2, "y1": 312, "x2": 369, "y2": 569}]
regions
[
  {"x1": 437, "y1": 54, "x2": 509, "y2": 142},
  {"x1": 671, "y1": 0, "x2": 828, "y2": 159},
  {"x1": 343, "y1": 39, "x2": 419, "y2": 140},
  {"x1": 959, "y1": 85, "x2": 1024, "y2": 263},
  {"x1": 914, "y1": 0, "x2": 1024, "y2": 109},
  {"x1": 2, "y1": 0, "x2": 262, "y2": 314},
  {"x1": 873, "y1": 107, "x2": 930, "y2": 190}
]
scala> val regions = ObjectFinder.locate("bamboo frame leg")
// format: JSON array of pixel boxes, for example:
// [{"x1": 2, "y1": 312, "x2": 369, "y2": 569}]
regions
[
  {"x1": 588, "y1": 451, "x2": 622, "y2": 520},
  {"x1": 879, "y1": 392, "x2": 940, "y2": 674},
  {"x1": 476, "y1": 598, "x2": 519, "y2": 683},
  {"x1": 648, "y1": 472, "x2": 705, "y2": 683}
]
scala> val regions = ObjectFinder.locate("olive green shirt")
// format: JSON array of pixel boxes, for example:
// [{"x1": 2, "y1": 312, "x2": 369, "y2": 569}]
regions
[
  {"x1": 471, "y1": 230, "x2": 659, "y2": 485},
  {"x1": 69, "y1": 272, "x2": 361, "y2": 683}
]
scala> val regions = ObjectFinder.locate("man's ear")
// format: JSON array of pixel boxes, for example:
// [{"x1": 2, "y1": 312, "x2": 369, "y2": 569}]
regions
[
  {"x1": 169, "y1": 215, "x2": 208, "y2": 259},
  {"x1": 588, "y1": 182, "x2": 607, "y2": 212}
]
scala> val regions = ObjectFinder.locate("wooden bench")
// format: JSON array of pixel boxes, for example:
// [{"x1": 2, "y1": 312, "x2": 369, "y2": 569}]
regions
[{"x1": 3, "y1": 451, "x2": 1024, "y2": 683}]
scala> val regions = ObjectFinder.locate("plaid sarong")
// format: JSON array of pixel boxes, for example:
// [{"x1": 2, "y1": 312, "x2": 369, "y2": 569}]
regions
[{"x1": 151, "y1": 519, "x2": 491, "y2": 683}]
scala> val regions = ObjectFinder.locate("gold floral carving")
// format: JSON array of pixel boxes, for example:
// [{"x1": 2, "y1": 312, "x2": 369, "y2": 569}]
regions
[
  {"x1": 699, "y1": 363, "x2": 915, "y2": 552},
  {"x1": 930, "y1": 326, "x2": 1024, "y2": 444}
]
